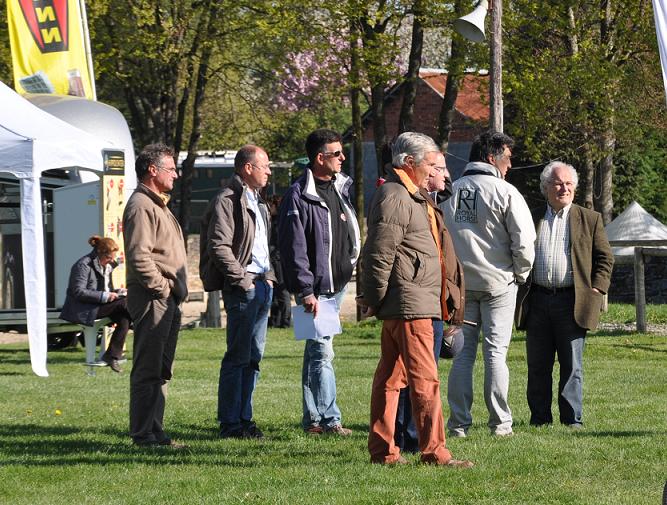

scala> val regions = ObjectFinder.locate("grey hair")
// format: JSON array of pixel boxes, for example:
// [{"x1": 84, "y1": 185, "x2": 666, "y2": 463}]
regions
[
  {"x1": 391, "y1": 132, "x2": 439, "y2": 167},
  {"x1": 540, "y1": 161, "x2": 579, "y2": 197}
]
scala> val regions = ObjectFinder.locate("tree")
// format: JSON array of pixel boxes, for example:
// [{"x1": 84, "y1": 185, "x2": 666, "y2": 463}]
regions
[{"x1": 504, "y1": 0, "x2": 664, "y2": 222}]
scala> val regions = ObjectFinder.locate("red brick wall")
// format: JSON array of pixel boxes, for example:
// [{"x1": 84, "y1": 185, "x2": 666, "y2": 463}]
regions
[{"x1": 362, "y1": 79, "x2": 486, "y2": 143}]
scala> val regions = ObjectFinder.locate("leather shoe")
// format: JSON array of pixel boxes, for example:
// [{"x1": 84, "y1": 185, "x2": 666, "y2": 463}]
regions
[
  {"x1": 324, "y1": 424, "x2": 352, "y2": 436},
  {"x1": 445, "y1": 459, "x2": 474, "y2": 469},
  {"x1": 372, "y1": 455, "x2": 409, "y2": 465},
  {"x1": 133, "y1": 436, "x2": 188, "y2": 449},
  {"x1": 243, "y1": 423, "x2": 264, "y2": 439},
  {"x1": 219, "y1": 428, "x2": 246, "y2": 439},
  {"x1": 101, "y1": 353, "x2": 121, "y2": 373}
]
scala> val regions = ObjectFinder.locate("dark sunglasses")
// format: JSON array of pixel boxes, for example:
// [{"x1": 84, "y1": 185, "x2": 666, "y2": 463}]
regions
[{"x1": 321, "y1": 150, "x2": 343, "y2": 158}]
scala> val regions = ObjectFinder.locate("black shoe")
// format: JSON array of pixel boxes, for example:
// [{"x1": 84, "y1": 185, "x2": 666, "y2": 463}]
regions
[
  {"x1": 219, "y1": 427, "x2": 246, "y2": 439},
  {"x1": 243, "y1": 424, "x2": 264, "y2": 439}
]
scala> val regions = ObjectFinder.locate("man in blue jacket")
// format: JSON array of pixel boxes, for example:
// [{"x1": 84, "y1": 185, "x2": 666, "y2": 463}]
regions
[{"x1": 278, "y1": 129, "x2": 360, "y2": 435}]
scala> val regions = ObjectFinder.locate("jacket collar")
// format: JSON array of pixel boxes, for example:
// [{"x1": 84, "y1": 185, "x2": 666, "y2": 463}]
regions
[
  {"x1": 462, "y1": 161, "x2": 502, "y2": 179},
  {"x1": 384, "y1": 167, "x2": 427, "y2": 202},
  {"x1": 534, "y1": 202, "x2": 583, "y2": 243},
  {"x1": 301, "y1": 166, "x2": 352, "y2": 203},
  {"x1": 137, "y1": 183, "x2": 170, "y2": 207}
]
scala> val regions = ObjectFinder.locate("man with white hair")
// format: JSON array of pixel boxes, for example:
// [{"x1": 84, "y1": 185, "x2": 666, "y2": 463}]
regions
[
  {"x1": 515, "y1": 161, "x2": 613, "y2": 428},
  {"x1": 358, "y1": 132, "x2": 471, "y2": 467}
]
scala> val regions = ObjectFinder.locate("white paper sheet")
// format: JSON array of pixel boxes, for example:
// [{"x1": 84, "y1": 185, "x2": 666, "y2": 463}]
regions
[{"x1": 292, "y1": 298, "x2": 342, "y2": 340}]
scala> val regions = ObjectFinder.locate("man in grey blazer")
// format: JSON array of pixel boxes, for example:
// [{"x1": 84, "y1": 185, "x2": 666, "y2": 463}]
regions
[{"x1": 516, "y1": 161, "x2": 614, "y2": 428}]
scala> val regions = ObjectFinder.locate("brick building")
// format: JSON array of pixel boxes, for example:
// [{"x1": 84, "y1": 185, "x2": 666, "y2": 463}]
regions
[{"x1": 344, "y1": 69, "x2": 489, "y2": 210}]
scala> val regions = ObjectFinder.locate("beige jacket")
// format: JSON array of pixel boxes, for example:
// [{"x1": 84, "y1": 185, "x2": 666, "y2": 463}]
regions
[
  {"x1": 362, "y1": 168, "x2": 464, "y2": 321},
  {"x1": 123, "y1": 184, "x2": 188, "y2": 304}
]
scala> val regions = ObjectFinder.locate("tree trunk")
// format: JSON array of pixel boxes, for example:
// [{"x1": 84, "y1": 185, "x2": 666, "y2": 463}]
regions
[
  {"x1": 437, "y1": 0, "x2": 466, "y2": 152},
  {"x1": 350, "y1": 19, "x2": 366, "y2": 322},
  {"x1": 370, "y1": 83, "x2": 387, "y2": 179},
  {"x1": 596, "y1": 113, "x2": 615, "y2": 223},
  {"x1": 398, "y1": 1, "x2": 424, "y2": 133},
  {"x1": 178, "y1": 5, "x2": 218, "y2": 236}
]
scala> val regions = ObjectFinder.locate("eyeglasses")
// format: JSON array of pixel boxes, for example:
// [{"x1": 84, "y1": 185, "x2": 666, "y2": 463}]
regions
[
  {"x1": 251, "y1": 163, "x2": 271, "y2": 171},
  {"x1": 156, "y1": 164, "x2": 177, "y2": 174},
  {"x1": 321, "y1": 150, "x2": 344, "y2": 158}
]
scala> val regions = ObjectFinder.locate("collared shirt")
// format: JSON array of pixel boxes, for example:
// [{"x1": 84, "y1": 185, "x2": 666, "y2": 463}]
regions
[
  {"x1": 533, "y1": 203, "x2": 574, "y2": 288},
  {"x1": 245, "y1": 188, "x2": 270, "y2": 274}
]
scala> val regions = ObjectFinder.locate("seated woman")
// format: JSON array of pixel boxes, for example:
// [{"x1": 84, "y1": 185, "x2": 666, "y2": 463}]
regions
[{"x1": 60, "y1": 235, "x2": 131, "y2": 372}]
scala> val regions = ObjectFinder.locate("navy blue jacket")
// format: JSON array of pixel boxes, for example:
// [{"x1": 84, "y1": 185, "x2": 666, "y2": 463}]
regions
[{"x1": 278, "y1": 168, "x2": 360, "y2": 298}]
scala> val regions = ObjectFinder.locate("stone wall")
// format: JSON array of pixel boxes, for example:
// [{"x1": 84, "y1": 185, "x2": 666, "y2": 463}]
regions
[{"x1": 607, "y1": 255, "x2": 667, "y2": 304}]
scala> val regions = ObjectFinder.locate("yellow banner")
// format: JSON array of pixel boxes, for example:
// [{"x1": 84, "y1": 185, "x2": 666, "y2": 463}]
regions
[{"x1": 7, "y1": 0, "x2": 95, "y2": 98}]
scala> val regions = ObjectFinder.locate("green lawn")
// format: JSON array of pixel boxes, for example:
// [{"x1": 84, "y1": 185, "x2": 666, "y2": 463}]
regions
[{"x1": 0, "y1": 308, "x2": 665, "y2": 505}]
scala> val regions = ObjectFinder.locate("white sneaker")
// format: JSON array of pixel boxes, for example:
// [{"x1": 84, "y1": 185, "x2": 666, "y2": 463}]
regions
[
  {"x1": 492, "y1": 427, "x2": 514, "y2": 437},
  {"x1": 448, "y1": 430, "x2": 467, "y2": 438}
]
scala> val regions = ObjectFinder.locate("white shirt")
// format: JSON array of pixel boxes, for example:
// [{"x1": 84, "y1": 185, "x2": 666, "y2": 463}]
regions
[{"x1": 245, "y1": 189, "x2": 270, "y2": 274}]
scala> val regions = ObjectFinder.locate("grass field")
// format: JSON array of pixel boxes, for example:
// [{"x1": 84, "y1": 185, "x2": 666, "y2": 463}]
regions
[{"x1": 0, "y1": 304, "x2": 665, "y2": 504}]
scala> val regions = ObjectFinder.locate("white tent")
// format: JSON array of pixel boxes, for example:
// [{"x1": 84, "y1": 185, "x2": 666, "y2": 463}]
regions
[
  {"x1": 0, "y1": 81, "x2": 113, "y2": 377},
  {"x1": 605, "y1": 201, "x2": 667, "y2": 261}
]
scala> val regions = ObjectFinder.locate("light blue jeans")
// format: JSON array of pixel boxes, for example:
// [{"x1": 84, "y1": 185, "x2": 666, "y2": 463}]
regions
[
  {"x1": 300, "y1": 290, "x2": 345, "y2": 430},
  {"x1": 218, "y1": 280, "x2": 272, "y2": 434},
  {"x1": 447, "y1": 285, "x2": 517, "y2": 435}
]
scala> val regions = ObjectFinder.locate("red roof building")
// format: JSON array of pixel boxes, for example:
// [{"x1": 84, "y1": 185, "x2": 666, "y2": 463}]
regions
[{"x1": 358, "y1": 70, "x2": 490, "y2": 143}]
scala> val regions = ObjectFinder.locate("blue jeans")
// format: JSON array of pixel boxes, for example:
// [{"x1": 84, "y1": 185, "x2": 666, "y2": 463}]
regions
[
  {"x1": 526, "y1": 288, "x2": 586, "y2": 426},
  {"x1": 301, "y1": 291, "x2": 345, "y2": 430},
  {"x1": 218, "y1": 280, "x2": 272, "y2": 433},
  {"x1": 447, "y1": 285, "x2": 517, "y2": 435},
  {"x1": 395, "y1": 320, "x2": 443, "y2": 452}
]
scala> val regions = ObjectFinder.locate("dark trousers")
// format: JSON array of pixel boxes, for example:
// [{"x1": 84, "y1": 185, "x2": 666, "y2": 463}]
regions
[
  {"x1": 526, "y1": 289, "x2": 587, "y2": 426},
  {"x1": 96, "y1": 297, "x2": 132, "y2": 360},
  {"x1": 269, "y1": 284, "x2": 291, "y2": 328},
  {"x1": 128, "y1": 295, "x2": 181, "y2": 443},
  {"x1": 394, "y1": 320, "x2": 443, "y2": 453}
]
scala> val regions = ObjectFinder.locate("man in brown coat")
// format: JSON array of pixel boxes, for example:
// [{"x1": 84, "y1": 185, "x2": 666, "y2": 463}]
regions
[
  {"x1": 358, "y1": 132, "x2": 471, "y2": 467},
  {"x1": 123, "y1": 143, "x2": 188, "y2": 447},
  {"x1": 516, "y1": 161, "x2": 614, "y2": 428}
]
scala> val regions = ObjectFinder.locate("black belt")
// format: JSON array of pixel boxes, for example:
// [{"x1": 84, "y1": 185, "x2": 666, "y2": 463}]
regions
[
  {"x1": 248, "y1": 272, "x2": 267, "y2": 282},
  {"x1": 532, "y1": 284, "x2": 574, "y2": 295}
]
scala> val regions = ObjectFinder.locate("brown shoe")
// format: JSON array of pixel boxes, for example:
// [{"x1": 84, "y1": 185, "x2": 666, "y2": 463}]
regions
[
  {"x1": 324, "y1": 425, "x2": 352, "y2": 436},
  {"x1": 101, "y1": 354, "x2": 121, "y2": 373},
  {"x1": 371, "y1": 455, "x2": 409, "y2": 465},
  {"x1": 157, "y1": 437, "x2": 189, "y2": 449},
  {"x1": 445, "y1": 459, "x2": 474, "y2": 468},
  {"x1": 305, "y1": 425, "x2": 324, "y2": 435}
]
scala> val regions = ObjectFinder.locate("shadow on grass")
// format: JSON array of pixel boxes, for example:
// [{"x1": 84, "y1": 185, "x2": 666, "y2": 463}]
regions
[
  {"x1": 608, "y1": 343, "x2": 667, "y2": 354},
  {"x1": 0, "y1": 422, "x2": 367, "y2": 467},
  {"x1": 573, "y1": 430, "x2": 664, "y2": 437}
]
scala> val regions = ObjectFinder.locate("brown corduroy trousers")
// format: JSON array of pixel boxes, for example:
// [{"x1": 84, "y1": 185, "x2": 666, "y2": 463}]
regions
[{"x1": 368, "y1": 318, "x2": 452, "y2": 464}]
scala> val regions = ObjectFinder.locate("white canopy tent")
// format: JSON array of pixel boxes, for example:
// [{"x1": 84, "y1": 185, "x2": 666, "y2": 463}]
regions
[
  {"x1": 605, "y1": 201, "x2": 667, "y2": 261},
  {"x1": 0, "y1": 81, "x2": 113, "y2": 377}
]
